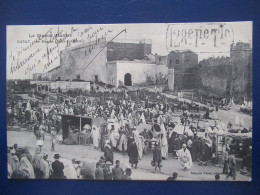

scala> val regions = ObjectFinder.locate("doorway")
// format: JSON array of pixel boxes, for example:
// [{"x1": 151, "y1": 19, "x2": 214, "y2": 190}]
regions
[
  {"x1": 95, "y1": 75, "x2": 98, "y2": 83},
  {"x1": 124, "y1": 73, "x2": 132, "y2": 86}
]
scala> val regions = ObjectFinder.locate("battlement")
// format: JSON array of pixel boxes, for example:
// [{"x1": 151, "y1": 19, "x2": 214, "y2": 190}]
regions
[{"x1": 230, "y1": 42, "x2": 251, "y2": 51}]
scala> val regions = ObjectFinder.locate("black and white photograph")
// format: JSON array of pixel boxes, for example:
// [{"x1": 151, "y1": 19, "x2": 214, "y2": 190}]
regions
[{"x1": 6, "y1": 22, "x2": 252, "y2": 181}]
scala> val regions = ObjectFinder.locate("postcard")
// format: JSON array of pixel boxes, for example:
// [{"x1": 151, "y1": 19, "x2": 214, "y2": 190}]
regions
[{"x1": 6, "y1": 22, "x2": 252, "y2": 181}]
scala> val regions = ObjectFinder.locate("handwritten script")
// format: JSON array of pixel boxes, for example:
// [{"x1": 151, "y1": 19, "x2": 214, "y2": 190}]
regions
[{"x1": 8, "y1": 25, "x2": 115, "y2": 77}]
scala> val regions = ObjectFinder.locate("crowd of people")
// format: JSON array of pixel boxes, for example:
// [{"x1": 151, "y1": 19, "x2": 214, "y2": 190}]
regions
[
  {"x1": 8, "y1": 142, "x2": 180, "y2": 181},
  {"x1": 7, "y1": 88, "x2": 252, "y2": 180},
  {"x1": 8, "y1": 143, "x2": 132, "y2": 180}
]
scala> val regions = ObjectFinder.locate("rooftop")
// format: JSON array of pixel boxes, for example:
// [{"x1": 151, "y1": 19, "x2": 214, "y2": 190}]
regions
[
  {"x1": 62, "y1": 38, "x2": 152, "y2": 53},
  {"x1": 107, "y1": 59, "x2": 156, "y2": 65},
  {"x1": 169, "y1": 50, "x2": 196, "y2": 54}
]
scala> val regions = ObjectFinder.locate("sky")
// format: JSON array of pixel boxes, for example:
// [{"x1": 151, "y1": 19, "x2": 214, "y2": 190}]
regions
[{"x1": 6, "y1": 22, "x2": 252, "y2": 79}]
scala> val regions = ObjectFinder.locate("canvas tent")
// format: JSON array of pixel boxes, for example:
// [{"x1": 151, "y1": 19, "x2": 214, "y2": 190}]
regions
[{"x1": 60, "y1": 114, "x2": 104, "y2": 142}]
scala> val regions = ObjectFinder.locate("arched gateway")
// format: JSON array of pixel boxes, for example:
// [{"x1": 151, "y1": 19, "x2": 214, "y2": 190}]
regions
[{"x1": 124, "y1": 73, "x2": 132, "y2": 86}]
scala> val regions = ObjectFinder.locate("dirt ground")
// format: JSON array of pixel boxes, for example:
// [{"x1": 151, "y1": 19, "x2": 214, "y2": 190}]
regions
[{"x1": 7, "y1": 130, "x2": 251, "y2": 181}]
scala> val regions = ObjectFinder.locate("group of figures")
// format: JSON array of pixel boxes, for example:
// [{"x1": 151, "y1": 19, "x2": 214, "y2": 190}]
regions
[
  {"x1": 7, "y1": 88, "x2": 252, "y2": 180},
  {"x1": 7, "y1": 142, "x2": 133, "y2": 180}
]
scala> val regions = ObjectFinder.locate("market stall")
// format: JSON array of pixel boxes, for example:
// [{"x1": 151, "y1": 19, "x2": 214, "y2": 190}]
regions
[{"x1": 60, "y1": 114, "x2": 105, "y2": 145}]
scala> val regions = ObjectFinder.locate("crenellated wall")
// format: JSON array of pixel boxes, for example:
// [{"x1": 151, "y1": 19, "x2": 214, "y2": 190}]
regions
[
  {"x1": 197, "y1": 42, "x2": 252, "y2": 98},
  {"x1": 107, "y1": 40, "x2": 151, "y2": 61}
]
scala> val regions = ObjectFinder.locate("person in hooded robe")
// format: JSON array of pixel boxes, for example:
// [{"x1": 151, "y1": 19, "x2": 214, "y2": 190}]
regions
[
  {"x1": 8, "y1": 163, "x2": 13, "y2": 178},
  {"x1": 32, "y1": 147, "x2": 44, "y2": 179},
  {"x1": 109, "y1": 126, "x2": 119, "y2": 151},
  {"x1": 152, "y1": 143, "x2": 162, "y2": 173},
  {"x1": 211, "y1": 109, "x2": 217, "y2": 119},
  {"x1": 8, "y1": 150, "x2": 20, "y2": 174},
  {"x1": 91, "y1": 126, "x2": 100, "y2": 150},
  {"x1": 132, "y1": 128, "x2": 145, "y2": 160},
  {"x1": 31, "y1": 110, "x2": 38, "y2": 123},
  {"x1": 119, "y1": 112, "x2": 125, "y2": 127},
  {"x1": 172, "y1": 134, "x2": 182, "y2": 158},
  {"x1": 6, "y1": 106, "x2": 13, "y2": 125},
  {"x1": 187, "y1": 138, "x2": 193, "y2": 158},
  {"x1": 110, "y1": 109, "x2": 116, "y2": 119},
  {"x1": 40, "y1": 154, "x2": 50, "y2": 179},
  {"x1": 63, "y1": 158, "x2": 79, "y2": 179},
  {"x1": 69, "y1": 106, "x2": 74, "y2": 115},
  {"x1": 191, "y1": 134, "x2": 201, "y2": 162},
  {"x1": 118, "y1": 128, "x2": 128, "y2": 156},
  {"x1": 159, "y1": 121, "x2": 168, "y2": 160},
  {"x1": 198, "y1": 133, "x2": 212, "y2": 166},
  {"x1": 177, "y1": 143, "x2": 192, "y2": 171},
  {"x1": 132, "y1": 112, "x2": 139, "y2": 127},
  {"x1": 127, "y1": 112, "x2": 133, "y2": 123},
  {"x1": 19, "y1": 156, "x2": 35, "y2": 179},
  {"x1": 50, "y1": 127, "x2": 57, "y2": 152},
  {"x1": 204, "y1": 108, "x2": 210, "y2": 119},
  {"x1": 26, "y1": 100, "x2": 31, "y2": 110},
  {"x1": 81, "y1": 124, "x2": 92, "y2": 144},
  {"x1": 25, "y1": 108, "x2": 31, "y2": 123},
  {"x1": 151, "y1": 118, "x2": 161, "y2": 139},
  {"x1": 80, "y1": 161, "x2": 95, "y2": 180},
  {"x1": 140, "y1": 112, "x2": 146, "y2": 124},
  {"x1": 99, "y1": 123, "x2": 108, "y2": 151},
  {"x1": 168, "y1": 123, "x2": 177, "y2": 154},
  {"x1": 22, "y1": 146, "x2": 33, "y2": 163},
  {"x1": 104, "y1": 140, "x2": 114, "y2": 165},
  {"x1": 128, "y1": 138, "x2": 139, "y2": 168}
]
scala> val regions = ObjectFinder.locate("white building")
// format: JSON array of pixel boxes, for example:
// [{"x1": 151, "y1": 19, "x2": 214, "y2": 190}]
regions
[{"x1": 106, "y1": 60, "x2": 168, "y2": 87}]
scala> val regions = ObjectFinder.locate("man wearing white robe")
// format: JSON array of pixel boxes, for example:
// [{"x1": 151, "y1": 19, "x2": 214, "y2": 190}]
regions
[
  {"x1": 178, "y1": 143, "x2": 192, "y2": 171},
  {"x1": 109, "y1": 127, "x2": 120, "y2": 150},
  {"x1": 91, "y1": 126, "x2": 100, "y2": 149},
  {"x1": 133, "y1": 129, "x2": 145, "y2": 160},
  {"x1": 26, "y1": 100, "x2": 31, "y2": 110},
  {"x1": 160, "y1": 123, "x2": 168, "y2": 159},
  {"x1": 63, "y1": 158, "x2": 80, "y2": 179},
  {"x1": 140, "y1": 113, "x2": 146, "y2": 124}
]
